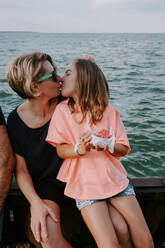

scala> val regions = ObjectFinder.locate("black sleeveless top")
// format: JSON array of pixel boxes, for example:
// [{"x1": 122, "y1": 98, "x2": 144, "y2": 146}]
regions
[{"x1": 7, "y1": 108, "x2": 63, "y2": 185}]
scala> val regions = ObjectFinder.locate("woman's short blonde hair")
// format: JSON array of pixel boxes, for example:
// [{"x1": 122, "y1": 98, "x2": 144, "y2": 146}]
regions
[{"x1": 6, "y1": 52, "x2": 56, "y2": 99}]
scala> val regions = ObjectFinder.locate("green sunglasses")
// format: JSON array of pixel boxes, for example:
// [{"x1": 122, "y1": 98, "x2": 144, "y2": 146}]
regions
[{"x1": 37, "y1": 69, "x2": 58, "y2": 83}]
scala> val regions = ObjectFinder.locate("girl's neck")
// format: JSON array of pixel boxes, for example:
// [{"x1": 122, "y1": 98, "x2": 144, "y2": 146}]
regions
[{"x1": 72, "y1": 96, "x2": 80, "y2": 112}]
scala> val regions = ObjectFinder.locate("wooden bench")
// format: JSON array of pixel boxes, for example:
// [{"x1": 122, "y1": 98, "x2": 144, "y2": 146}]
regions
[{"x1": 1, "y1": 178, "x2": 165, "y2": 247}]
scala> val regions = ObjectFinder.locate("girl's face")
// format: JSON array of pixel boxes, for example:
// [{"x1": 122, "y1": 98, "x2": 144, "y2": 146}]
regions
[{"x1": 62, "y1": 62, "x2": 78, "y2": 101}]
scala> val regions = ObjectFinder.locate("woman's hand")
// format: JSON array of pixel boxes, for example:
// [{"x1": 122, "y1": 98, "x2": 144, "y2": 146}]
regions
[
  {"x1": 83, "y1": 54, "x2": 95, "y2": 62},
  {"x1": 30, "y1": 198, "x2": 58, "y2": 243}
]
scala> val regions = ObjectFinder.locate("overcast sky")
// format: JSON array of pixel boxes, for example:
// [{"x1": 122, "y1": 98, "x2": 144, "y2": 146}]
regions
[{"x1": 0, "y1": 0, "x2": 165, "y2": 33}]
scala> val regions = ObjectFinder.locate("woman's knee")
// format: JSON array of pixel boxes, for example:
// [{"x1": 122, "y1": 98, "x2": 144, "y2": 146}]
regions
[
  {"x1": 39, "y1": 201, "x2": 66, "y2": 247},
  {"x1": 41, "y1": 215, "x2": 65, "y2": 248}
]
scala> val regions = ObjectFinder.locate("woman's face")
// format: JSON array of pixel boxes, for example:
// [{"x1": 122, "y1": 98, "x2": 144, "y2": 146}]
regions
[
  {"x1": 62, "y1": 62, "x2": 78, "y2": 100},
  {"x1": 37, "y1": 60, "x2": 61, "y2": 98}
]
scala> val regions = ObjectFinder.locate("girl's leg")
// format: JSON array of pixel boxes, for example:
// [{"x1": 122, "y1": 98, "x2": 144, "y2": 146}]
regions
[
  {"x1": 108, "y1": 204, "x2": 133, "y2": 248},
  {"x1": 80, "y1": 201, "x2": 120, "y2": 248},
  {"x1": 41, "y1": 200, "x2": 72, "y2": 248},
  {"x1": 110, "y1": 195, "x2": 154, "y2": 248}
]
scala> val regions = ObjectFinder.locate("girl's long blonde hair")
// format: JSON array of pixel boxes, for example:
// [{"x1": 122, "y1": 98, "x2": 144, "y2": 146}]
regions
[{"x1": 68, "y1": 59, "x2": 110, "y2": 125}]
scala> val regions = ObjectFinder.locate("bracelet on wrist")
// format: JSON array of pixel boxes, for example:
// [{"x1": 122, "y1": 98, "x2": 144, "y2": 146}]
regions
[{"x1": 74, "y1": 142, "x2": 84, "y2": 156}]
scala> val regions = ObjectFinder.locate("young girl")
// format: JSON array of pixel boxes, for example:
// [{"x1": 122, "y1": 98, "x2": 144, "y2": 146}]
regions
[{"x1": 46, "y1": 59, "x2": 154, "y2": 248}]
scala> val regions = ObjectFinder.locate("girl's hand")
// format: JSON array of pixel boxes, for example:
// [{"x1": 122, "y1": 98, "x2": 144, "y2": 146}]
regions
[
  {"x1": 76, "y1": 132, "x2": 92, "y2": 155},
  {"x1": 95, "y1": 144, "x2": 109, "y2": 151},
  {"x1": 30, "y1": 199, "x2": 58, "y2": 243},
  {"x1": 93, "y1": 129, "x2": 115, "y2": 153}
]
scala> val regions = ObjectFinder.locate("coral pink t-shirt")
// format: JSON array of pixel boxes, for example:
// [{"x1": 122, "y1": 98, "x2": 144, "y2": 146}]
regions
[{"x1": 46, "y1": 100, "x2": 130, "y2": 200}]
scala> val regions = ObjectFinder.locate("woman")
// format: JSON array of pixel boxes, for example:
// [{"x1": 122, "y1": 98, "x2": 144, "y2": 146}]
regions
[{"x1": 6, "y1": 52, "x2": 132, "y2": 248}]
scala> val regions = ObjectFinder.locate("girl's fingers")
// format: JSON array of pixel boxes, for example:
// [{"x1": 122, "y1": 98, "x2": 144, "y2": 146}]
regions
[
  {"x1": 104, "y1": 144, "x2": 109, "y2": 151},
  {"x1": 91, "y1": 144, "x2": 95, "y2": 149},
  {"x1": 84, "y1": 137, "x2": 91, "y2": 144},
  {"x1": 78, "y1": 132, "x2": 92, "y2": 153},
  {"x1": 95, "y1": 144, "x2": 100, "y2": 150},
  {"x1": 86, "y1": 144, "x2": 91, "y2": 151},
  {"x1": 80, "y1": 132, "x2": 91, "y2": 139},
  {"x1": 96, "y1": 144, "x2": 104, "y2": 151},
  {"x1": 80, "y1": 133, "x2": 91, "y2": 143}
]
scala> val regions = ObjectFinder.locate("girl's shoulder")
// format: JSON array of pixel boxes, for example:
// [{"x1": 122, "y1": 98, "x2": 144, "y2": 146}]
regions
[
  {"x1": 53, "y1": 99, "x2": 71, "y2": 119},
  {"x1": 56, "y1": 99, "x2": 69, "y2": 111},
  {"x1": 106, "y1": 103, "x2": 119, "y2": 116}
]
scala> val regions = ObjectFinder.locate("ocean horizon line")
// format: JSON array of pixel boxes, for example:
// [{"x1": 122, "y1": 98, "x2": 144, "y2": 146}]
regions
[{"x1": 0, "y1": 31, "x2": 165, "y2": 35}]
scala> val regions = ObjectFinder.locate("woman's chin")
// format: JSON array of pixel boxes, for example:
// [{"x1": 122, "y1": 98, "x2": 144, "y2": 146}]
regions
[{"x1": 54, "y1": 92, "x2": 60, "y2": 97}]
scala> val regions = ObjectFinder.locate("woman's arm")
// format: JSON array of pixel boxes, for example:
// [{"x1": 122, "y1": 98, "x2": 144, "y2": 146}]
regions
[
  {"x1": 15, "y1": 154, "x2": 40, "y2": 203},
  {"x1": 15, "y1": 154, "x2": 58, "y2": 242}
]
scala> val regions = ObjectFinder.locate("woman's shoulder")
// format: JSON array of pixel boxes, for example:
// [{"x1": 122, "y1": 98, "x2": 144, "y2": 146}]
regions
[
  {"x1": 7, "y1": 107, "x2": 22, "y2": 135},
  {"x1": 7, "y1": 107, "x2": 18, "y2": 124}
]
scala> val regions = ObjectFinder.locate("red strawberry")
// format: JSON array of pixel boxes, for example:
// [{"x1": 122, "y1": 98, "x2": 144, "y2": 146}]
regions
[{"x1": 95, "y1": 129, "x2": 111, "y2": 138}]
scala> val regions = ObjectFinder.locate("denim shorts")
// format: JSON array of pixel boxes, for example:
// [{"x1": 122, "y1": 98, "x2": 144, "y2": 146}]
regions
[{"x1": 75, "y1": 184, "x2": 135, "y2": 211}]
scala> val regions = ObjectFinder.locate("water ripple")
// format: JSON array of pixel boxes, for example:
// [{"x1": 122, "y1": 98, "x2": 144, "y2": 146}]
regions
[{"x1": 0, "y1": 32, "x2": 165, "y2": 178}]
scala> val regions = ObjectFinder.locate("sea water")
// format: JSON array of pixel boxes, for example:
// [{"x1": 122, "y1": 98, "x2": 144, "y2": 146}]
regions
[{"x1": 0, "y1": 32, "x2": 164, "y2": 177}]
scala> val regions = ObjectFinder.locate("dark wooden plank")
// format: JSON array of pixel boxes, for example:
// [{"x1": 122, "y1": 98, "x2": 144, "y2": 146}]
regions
[
  {"x1": 129, "y1": 178, "x2": 165, "y2": 187},
  {"x1": 9, "y1": 178, "x2": 165, "y2": 196}
]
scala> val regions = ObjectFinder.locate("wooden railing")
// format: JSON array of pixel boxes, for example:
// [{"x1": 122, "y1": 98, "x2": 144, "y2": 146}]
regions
[{"x1": 1, "y1": 178, "x2": 165, "y2": 247}]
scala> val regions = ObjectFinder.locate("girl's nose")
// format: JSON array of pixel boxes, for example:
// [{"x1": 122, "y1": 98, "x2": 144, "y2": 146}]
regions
[{"x1": 60, "y1": 77, "x2": 65, "y2": 84}]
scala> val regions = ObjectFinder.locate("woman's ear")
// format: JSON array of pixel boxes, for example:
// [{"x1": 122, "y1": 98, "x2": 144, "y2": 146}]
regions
[{"x1": 30, "y1": 82, "x2": 41, "y2": 95}]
